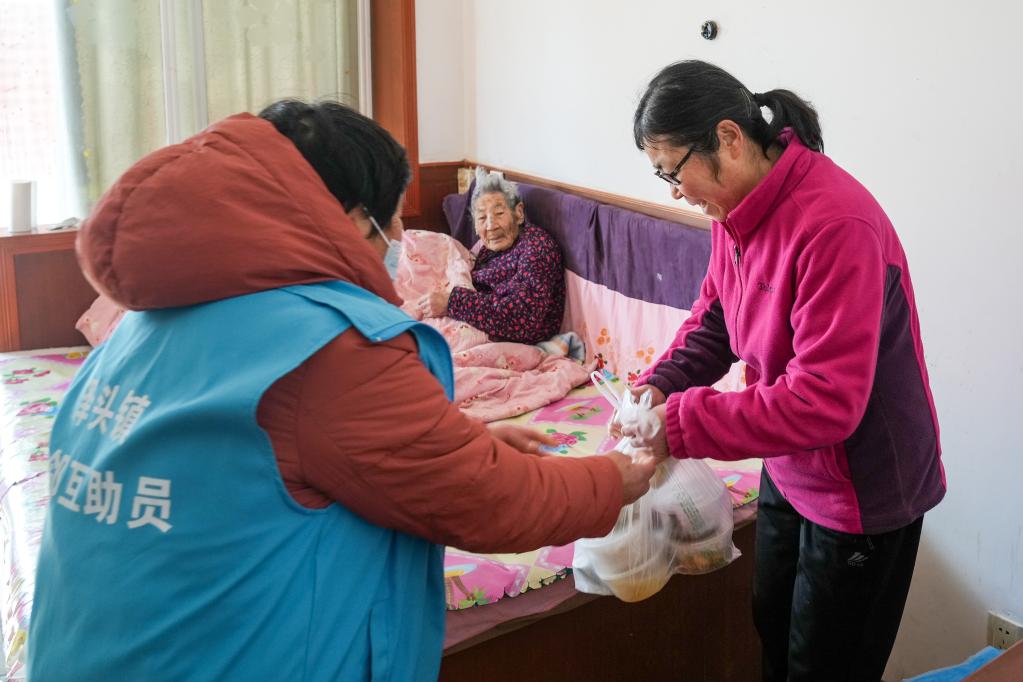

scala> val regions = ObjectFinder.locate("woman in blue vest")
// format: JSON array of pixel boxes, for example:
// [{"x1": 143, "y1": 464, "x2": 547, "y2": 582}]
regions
[{"x1": 29, "y1": 101, "x2": 656, "y2": 681}]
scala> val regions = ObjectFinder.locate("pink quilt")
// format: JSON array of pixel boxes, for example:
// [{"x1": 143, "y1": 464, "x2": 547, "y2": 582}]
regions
[{"x1": 394, "y1": 230, "x2": 593, "y2": 422}]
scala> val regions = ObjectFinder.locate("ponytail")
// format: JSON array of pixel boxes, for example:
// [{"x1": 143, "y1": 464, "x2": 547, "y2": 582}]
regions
[
  {"x1": 753, "y1": 89, "x2": 823, "y2": 153},
  {"x1": 634, "y1": 61, "x2": 824, "y2": 157}
]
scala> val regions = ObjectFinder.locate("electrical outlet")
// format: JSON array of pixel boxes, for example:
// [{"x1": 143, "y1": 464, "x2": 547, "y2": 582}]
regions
[{"x1": 987, "y1": 612, "x2": 1023, "y2": 649}]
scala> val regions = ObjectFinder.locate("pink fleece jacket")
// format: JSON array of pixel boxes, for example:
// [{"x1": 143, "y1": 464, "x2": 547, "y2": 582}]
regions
[{"x1": 639, "y1": 131, "x2": 944, "y2": 534}]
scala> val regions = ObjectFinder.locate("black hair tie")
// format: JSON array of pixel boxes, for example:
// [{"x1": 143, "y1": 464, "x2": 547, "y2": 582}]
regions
[{"x1": 752, "y1": 92, "x2": 766, "y2": 106}]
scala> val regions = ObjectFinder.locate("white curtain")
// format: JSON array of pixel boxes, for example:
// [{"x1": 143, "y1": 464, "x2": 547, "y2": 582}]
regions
[
  {"x1": 65, "y1": 0, "x2": 360, "y2": 207},
  {"x1": 67, "y1": 1, "x2": 167, "y2": 205},
  {"x1": 202, "y1": 0, "x2": 359, "y2": 125}
]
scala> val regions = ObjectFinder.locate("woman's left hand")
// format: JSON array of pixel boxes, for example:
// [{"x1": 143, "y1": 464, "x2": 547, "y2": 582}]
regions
[
  {"x1": 621, "y1": 403, "x2": 671, "y2": 461},
  {"x1": 488, "y1": 423, "x2": 558, "y2": 454},
  {"x1": 417, "y1": 288, "x2": 450, "y2": 318}
]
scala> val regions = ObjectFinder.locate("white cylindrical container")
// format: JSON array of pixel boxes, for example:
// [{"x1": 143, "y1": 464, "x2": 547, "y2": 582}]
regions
[{"x1": 10, "y1": 181, "x2": 36, "y2": 233}]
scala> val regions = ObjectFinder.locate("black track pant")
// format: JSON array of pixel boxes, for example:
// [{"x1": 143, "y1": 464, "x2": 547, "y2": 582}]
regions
[{"x1": 752, "y1": 467, "x2": 923, "y2": 682}]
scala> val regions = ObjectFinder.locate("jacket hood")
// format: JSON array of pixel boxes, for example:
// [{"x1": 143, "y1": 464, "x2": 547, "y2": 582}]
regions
[{"x1": 77, "y1": 113, "x2": 400, "y2": 310}]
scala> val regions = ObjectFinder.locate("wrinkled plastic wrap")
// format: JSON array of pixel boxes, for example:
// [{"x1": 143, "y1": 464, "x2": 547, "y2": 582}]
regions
[{"x1": 574, "y1": 375, "x2": 738, "y2": 602}]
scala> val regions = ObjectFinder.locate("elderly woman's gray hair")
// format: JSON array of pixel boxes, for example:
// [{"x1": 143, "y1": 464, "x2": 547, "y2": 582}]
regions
[{"x1": 471, "y1": 167, "x2": 522, "y2": 213}]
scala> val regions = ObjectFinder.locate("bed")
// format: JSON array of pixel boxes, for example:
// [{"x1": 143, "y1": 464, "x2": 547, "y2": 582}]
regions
[
  {"x1": 0, "y1": 351, "x2": 760, "y2": 681},
  {"x1": 435, "y1": 178, "x2": 763, "y2": 681},
  {"x1": 0, "y1": 177, "x2": 762, "y2": 681},
  {"x1": 0, "y1": 347, "x2": 90, "y2": 679}
]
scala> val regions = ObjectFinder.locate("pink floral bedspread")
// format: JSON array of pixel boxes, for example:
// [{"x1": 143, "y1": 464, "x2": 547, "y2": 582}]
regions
[
  {"x1": 394, "y1": 230, "x2": 593, "y2": 422},
  {"x1": 0, "y1": 348, "x2": 90, "y2": 680},
  {"x1": 443, "y1": 371, "x2": 761, "y2": 610}
]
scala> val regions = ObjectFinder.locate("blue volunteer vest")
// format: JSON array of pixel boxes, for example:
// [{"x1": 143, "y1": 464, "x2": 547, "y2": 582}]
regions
[{"x1": 28, "y1": 281, "x2": 453, "y2": 681}]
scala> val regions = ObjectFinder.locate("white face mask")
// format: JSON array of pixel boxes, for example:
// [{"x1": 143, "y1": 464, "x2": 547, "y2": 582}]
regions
[{"x1": 368, "y1": 214, "x2": 402, "y2": 278}]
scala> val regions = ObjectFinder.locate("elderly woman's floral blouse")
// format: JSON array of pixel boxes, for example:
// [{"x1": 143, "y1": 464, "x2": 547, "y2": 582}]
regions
[{"x1": 447, "y1": 223, "x2": 564, "y2": 344}]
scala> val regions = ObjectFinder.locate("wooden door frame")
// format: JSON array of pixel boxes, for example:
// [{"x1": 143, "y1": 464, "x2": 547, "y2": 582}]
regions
[{"x1": 371, "y1": 0, "x2": 421, "y2": 218}]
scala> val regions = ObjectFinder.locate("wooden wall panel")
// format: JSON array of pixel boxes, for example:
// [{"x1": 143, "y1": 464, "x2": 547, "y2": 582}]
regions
[
  {"x1": 404, "y1": 161, "x2": 463, "y2": 232},
  {"x1": 468, "y1": 161, "x2": 712, "y2": 230},
  {"x1": 415, "y1": 158, "x2": 712, "y2": 233},
  {"x1": 411, "y1": 160, "x2": 715, "y2": 234}
]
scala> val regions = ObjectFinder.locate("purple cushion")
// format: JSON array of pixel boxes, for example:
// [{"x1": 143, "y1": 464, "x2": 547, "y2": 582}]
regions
[{"x1": 442, "y1": 182, "x2": 473, "y2": 248}]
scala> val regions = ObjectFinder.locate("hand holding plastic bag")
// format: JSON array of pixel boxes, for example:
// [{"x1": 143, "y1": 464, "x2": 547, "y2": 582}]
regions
[
  {"x1": 573, "y1": 374, "x2": 739, "y2": 602},
  {"x1": 608, "y1": 384, "x2": 666, "y2": 440}
]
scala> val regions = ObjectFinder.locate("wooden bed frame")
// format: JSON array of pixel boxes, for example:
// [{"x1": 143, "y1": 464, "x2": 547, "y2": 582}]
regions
[{"x1": 441, "y1": 522, "x2": 761, "y2": 681}]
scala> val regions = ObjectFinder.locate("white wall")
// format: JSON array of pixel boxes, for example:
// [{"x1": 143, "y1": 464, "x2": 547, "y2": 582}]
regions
[
  {"x1": 414, "y1": 0, "x2": 466, "y2": 162},
  {"x1": 417, "y1": 1, "x2": 1023, "y2": 678}
]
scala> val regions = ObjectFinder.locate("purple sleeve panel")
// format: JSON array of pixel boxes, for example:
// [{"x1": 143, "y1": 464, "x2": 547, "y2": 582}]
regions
[
  {"x1": 666, "y1": 220, "x2": 887, "y2": 461},
  {"x1": 636, "y1": 273, "x2": 736, "y2": 396}
]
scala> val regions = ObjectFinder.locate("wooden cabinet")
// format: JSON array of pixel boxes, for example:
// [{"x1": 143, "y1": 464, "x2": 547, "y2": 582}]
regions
[
  {"x1": 965, "y1": 641, "x2": 1023, "y2": 680},
  {"x1": 0, "y1": 230, "x2": 97, "y2": 352}
]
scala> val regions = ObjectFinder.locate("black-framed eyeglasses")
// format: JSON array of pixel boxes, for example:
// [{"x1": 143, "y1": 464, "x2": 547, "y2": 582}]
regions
[{"x1": 654, "y1": 147, "x2": 694, "y2": 186}]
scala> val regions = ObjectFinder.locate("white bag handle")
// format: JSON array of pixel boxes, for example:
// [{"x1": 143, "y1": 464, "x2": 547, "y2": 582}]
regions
[{"x1": 590, "y1": 371, "x2": 622, "y2": 409}]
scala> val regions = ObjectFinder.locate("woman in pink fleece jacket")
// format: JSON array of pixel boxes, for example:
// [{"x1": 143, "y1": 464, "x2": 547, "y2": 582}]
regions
[{"x1": 626, "y1": 61, "x2": 944, "y2": 682}]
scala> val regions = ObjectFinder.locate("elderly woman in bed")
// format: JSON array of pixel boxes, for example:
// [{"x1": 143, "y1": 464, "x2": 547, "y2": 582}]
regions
[{"x1": 416, "y1": 169, "x2": 565, "y2": 345}]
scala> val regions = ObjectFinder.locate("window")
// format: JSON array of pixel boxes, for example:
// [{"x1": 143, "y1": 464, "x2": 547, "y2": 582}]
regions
[
  {"x1": 0, "y1": 1, "x2": 82, "y2": 225},
  {"x1": 2, "y1": 0, "x2": 368, "y2": 226}
]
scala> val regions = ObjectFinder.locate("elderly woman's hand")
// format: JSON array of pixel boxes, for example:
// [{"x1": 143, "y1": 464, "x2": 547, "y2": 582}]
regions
[
  {"x1": 488, "y1": 423, "x2": 558, "y2": 454},
  {"x1": 417, "y1": 288, "x2": 450, "y2": 318}
]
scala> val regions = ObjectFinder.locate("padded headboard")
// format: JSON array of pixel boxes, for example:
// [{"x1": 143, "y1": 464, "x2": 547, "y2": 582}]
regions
[
  {"x1": 442, "y1": 181, "x2": 711, "y2": 310},
  {"x1": 441, "y1": 181, "x2": 736, "y2": 385}
]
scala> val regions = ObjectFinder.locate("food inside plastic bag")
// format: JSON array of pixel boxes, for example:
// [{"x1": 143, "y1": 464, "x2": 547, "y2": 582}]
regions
[{"x1": 573, "y1": 374, "x2": 739, "y2": 602}]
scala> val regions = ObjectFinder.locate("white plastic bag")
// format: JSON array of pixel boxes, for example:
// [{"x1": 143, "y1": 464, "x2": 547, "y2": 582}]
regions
[{"x1": 573, "y1": 374, "x2": 739, "y2": 602}]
